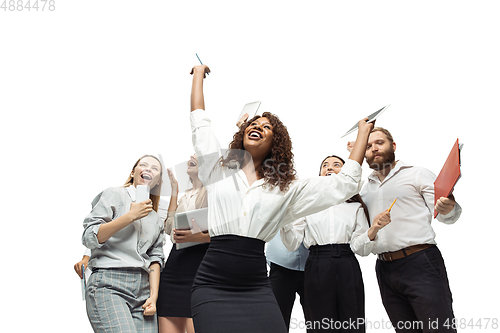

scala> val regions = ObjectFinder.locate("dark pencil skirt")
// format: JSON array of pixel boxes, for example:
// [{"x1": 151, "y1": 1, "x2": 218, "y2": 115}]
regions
[
  {"x1": 157, "y1": 242, "x2": 209, "y2": 318},
  {"x1": 191, "y1": 235, "x2": 287, "y2": 333}
]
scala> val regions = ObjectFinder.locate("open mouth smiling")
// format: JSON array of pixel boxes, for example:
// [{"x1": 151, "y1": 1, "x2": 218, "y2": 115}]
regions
[
  {"x1": 248, "y1": 130, "x2": 263, "y2": 139},
  {"x1": 141, "y1": 173, "x2": 152, "y2": 181}
]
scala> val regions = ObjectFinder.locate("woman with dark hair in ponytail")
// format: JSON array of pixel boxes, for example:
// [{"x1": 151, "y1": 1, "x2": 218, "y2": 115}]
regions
[{"x1": 281, "y1": 155, "x2": 391, "y2": 333}]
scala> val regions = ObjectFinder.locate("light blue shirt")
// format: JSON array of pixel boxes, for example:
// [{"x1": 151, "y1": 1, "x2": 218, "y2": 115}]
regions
[{"x1": 266, "y1": 230, "x2": 309, "y2": 271}]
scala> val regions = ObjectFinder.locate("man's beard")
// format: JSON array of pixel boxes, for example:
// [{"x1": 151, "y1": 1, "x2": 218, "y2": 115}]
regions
[{"x1": 367, "y1": 148, "x2": 396, "y2": 171}]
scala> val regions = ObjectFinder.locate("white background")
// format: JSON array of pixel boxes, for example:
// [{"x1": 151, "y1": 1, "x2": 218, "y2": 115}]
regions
[{"x1": 1, "y1": 1, "x2": 499, "y2": 332}]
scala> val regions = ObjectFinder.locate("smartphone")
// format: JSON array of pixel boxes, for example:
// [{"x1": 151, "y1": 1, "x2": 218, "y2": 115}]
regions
[{"x1": 136, "y1": 185, "x2": 150, "y2": 203}]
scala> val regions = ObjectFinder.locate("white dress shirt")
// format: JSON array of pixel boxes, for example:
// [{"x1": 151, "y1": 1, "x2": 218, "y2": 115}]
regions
[
  {"x1": 191, "y1": 109, "x2": 363, "y2": 242},
  {"x1": 280, "y1": 202, "x2": 374, "y2": 256},
  {"x1": 360, "y1": 160, "x2": 462, "y2": 254}
]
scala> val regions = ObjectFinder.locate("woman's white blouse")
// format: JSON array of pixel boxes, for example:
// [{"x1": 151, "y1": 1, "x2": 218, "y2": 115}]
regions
[
  {"x1": 164, "y1": 188, "x2": 201, "y2": 243},
  {"x1": 280, "y1": 202, "x2": 375, "y2": 256},
  {"x1": 190, "y1": 109, "x2": 363, "y2": 242}
]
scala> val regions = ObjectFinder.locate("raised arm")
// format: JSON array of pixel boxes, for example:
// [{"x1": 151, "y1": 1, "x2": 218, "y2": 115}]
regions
[
  {"x1": 164, "y1": 169, "x2": 179, "y2": 236},
  {"x1": 190, "y1": 65, "x2": 225, "y2": 187},
  {"x1": 190, "y1": 65, "x2": 210, "y2": 112},
  {"x1": 348, "y1": 118, "x2": 374, "y2": 166}
]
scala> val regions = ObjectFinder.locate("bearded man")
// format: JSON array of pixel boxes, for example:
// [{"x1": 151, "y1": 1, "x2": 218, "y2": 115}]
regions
[{"x1": 357, "y1": 127, "x2": 462, "y2": 333}]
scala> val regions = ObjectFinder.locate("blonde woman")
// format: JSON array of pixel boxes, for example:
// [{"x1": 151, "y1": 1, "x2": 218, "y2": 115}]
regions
[
  {"x1": 157, "y1": 154, "x2": 209, "y2": 333},
  {"x1": 83, "y1": 155, "x2": 165, "y2": 333}
]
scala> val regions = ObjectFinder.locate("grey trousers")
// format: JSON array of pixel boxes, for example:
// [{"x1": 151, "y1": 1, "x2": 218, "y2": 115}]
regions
[{"x1": 86, "y1": 268, "x2": 157, "y2": 333}]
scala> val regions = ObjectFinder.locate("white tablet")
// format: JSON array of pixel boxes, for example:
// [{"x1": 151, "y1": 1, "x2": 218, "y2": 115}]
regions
[
  {"x1": 237, "y1": 101, "x2": 261, "y2": 125},
  {"x1": 174, "y1": 207, "x2": 209, "y2": 249},
  {"x1": 341, "y1": 104, "x2": 391, "y2": 138}
]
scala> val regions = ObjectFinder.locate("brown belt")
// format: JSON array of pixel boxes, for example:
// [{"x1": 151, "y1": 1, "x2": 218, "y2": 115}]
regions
[{"x1": 377, "y1": 244, "x2": 435, "y2": 262}]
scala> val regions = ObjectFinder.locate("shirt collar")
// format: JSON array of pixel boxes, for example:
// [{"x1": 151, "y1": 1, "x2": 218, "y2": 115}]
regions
[
  {"x1": 186, "y1": 187, "x2": 200, "y2": 198},
  {"x1": 235, "y1": 168, "x2": 266, "y2": 191},
  {"x1": 367, "y1": 160, "x2": 413, "y2": 184}
]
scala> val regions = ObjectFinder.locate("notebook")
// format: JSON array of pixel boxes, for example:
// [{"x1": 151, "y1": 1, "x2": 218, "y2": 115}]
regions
[{"x1": 434, "y1": 139, "x2": 463, "y2": 218}]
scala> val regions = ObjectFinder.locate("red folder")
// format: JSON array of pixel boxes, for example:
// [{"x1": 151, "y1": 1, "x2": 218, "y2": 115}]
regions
[{"x1": 434, "y1": 139, "x2": 462, "y2": 218}]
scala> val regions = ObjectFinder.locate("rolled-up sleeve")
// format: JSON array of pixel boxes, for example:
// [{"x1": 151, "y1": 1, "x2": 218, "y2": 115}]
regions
[
  {"x1": 82, "y1": 189, "x2": 119, "y2": 249},
  {"x1": 191, "y1": 109, "x2": 223, "y2": 187},
  {"x1": 280, "y1": 218, "x2": 307, "y2": 252},
  {"x1": 437, "y1": 202, "x2": 462, "y2": 224},
  {"x1": 349, "y1": 206, "x2": 375, "y2": 256}
]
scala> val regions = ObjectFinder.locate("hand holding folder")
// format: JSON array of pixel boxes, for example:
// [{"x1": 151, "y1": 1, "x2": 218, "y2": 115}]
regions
[
  {"x1": 435, "y1": 195, "x2": 457, "y2": 217},
  {"x1": 434, "y1": 139, "x2": 463, "y2": 218}
]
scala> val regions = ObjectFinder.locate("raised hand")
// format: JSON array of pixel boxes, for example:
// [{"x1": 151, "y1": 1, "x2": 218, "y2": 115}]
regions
[
  {"x1": 358, "y1": 117, "x2": 375, "y2": 135},
  {"x1": 347, "y1": 141, "x2": 355, "y2": 153},
  {"x1": 167, "y1": 169, "x2": 179, "y2": 197},
  {"x1": 348, "y1": 118, "x2": 374, "y2": 166},
  {"x1": 237, "y1": 113, "x2": 249, "y2": 128},
  {"x1": 190, "y1": 64, "x2": 211, "y2": 78}
]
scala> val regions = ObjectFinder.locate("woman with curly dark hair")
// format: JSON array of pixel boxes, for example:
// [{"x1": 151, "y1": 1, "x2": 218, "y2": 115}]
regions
[{"x1": 188, "y1": 64, "x2": 374, "y2": 333}]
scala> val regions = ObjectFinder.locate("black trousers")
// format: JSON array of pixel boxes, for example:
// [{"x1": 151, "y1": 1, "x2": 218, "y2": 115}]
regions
[
  {"x1": 376, "y1": 245, "x2": 456, "y2": 333},
  {"x1": 304, "y1": 244, "x2": 365, "y2": 333},
  {"x1": 269, "y1": 262, "x2": 306, "y2": 330}
]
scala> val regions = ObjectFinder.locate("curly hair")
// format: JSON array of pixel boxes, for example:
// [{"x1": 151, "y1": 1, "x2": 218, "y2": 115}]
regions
[{"x1": 223, "y1": 112, "x2": 297, "y2": 192}]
